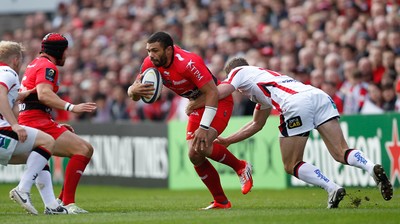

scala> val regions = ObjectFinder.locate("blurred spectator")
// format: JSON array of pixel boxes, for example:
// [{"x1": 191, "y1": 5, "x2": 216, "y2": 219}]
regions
[
  {"x1": 357, "y1": 57, "x2": 373, "y2": 83},
  {"x1": 355, "y1": 32, "x2": 370, "y2": 61},
  {"x1": 381, "y1": 76, "x2": 397, "y2": 112},
  {"x1": 110, "y1": 85, "x2": 130, "y2": 121},
  {"x1": 324, "y1": 68, "x2": 343, "y2": 89},
  {"x1": 91, "y1": 93, "x2": 112, "y2": 123},
  {"x1": 4, "y1": 0, "x2": 398, "y2": 122},
  {"x1": 298, "y1": 47, "x2": 314, "y2": 74},
  {"x1": 382, "y1": 50, "x2": 397, "y2": 79},
  {"x1": 368, "y1": 44, "x2": 386, "y2": 84},
  {"x1": 395, "y1": 80, "x2": 400, "y2": 112},
  {"x1": 310, "y1": 69, "x2": 324, "y2": 89},
  {"x1": 321, "y1": 81, "x2": 343, "y2": 114},
  {"x1": 360, "y1": 83, "x2": 384, "y2": 114},
  {"x1": 294, "y1": 66, "x2": 310, "y2": 85},
  {"x1": 395, "y1": 56, "x2": 400, "y2": 76},
  {"x1": 388, "y1": 30, "x2": 400, "y2": 55},
  {"x1": 339, "y1": 61, "x2": 368, "y2": 114}
]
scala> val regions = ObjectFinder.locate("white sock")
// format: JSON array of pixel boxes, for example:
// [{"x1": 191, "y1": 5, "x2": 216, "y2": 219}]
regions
[
  {"x1": 297, "y1": 162, "x2": 340, "y2": 193},
  {"x1": 18, "y1": 151, "x2": 48, "y2": 193},
  {"x1": 36, "y1": 169, "x2": 59, "y2": 209},
  {"x1": 346, "y1": 149, "x2": 375, "y2": 175}
]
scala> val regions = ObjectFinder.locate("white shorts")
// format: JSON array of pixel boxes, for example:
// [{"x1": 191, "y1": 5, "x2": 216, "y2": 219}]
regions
[
  {"x1": 278, "y1": 88, "x2": 340, "y2": 137},
  {"x1": 0, "y1": 125, "x2": 38, "y2": 165}
]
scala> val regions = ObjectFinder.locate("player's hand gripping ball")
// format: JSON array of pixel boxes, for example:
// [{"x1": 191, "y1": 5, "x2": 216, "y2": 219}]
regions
[{"x1": 140, "y1": 68, "x2": 163, "y2": 104}]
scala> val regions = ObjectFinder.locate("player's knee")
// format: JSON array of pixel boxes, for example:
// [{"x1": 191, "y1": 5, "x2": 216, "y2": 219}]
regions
[
  {"x1": 188, "y1": 149, "x2": 204, "y2": 165},
  {"x1": 38, "y1": 133, "x2": 55, "y2": 153},
  {"x1": 82, "y1": 142, "x2": 94, "y2": 157},
  {"x1": 72, "y1": 140, "x2": 94, "y2": 157}
]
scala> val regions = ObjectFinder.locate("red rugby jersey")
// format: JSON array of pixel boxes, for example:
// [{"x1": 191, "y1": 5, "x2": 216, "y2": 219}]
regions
[
  {"x1": 19, "y1": 56, "x2": 60, "y2": 119},
  {"x1": 140, "y1": 45, "x2": 219, "y2": 100}
]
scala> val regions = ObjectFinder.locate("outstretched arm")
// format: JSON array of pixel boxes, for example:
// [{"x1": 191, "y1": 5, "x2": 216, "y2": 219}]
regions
[
  {"x1": 216, "y1": 107, "x2": 271, "y2": 147},
  {"x1": 37, "y1": 83, "x2": 96, "y2": 113}
]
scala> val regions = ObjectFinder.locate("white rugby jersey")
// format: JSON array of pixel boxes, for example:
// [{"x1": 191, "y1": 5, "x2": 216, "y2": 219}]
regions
[
  {"x1": 0, "y1": 64, "x2": 20, "y2": 127},
  {"x1": 223, "y1": 66, "x2": 314, "y2": 112}
]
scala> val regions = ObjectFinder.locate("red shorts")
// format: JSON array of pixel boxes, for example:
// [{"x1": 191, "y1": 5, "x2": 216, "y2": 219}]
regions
[
  {"x1": 186, "y1": 95, "x2": 233, "y2": 140},
  {"x1": 18, "y1": 111, "x2": 68, "y2": 140}
]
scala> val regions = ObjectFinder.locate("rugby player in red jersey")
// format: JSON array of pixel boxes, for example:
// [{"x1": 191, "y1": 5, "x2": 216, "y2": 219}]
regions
[
  {"x1": 18, "y1": 33, "x2": 96, "y2": 214},
  {"x1": 127, "y1": 32, "x2": 253, "y2": 209}
]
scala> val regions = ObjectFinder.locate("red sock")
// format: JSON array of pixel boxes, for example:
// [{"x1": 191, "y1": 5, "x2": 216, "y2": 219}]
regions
[
  {"x1": 194, "y1": 159, "x2": 227, "y2": 203},
  {"x1": 61, "y1": 154, "x2": 90, "y2": 205},
  {"x1": 209, "y1": 143, "x2": 245, "y2": 173}
]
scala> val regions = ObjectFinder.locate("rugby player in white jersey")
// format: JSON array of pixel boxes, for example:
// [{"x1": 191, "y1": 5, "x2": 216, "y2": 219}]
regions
[{"x1": 188, "y1": 57, "x2": 393, "y2": 208}]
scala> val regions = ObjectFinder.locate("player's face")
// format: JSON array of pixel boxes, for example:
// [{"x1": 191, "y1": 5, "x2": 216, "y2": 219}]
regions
[
  {"x1": 56, "y1": 49, "x2": 68, "y2": 66},
  {"x1": 146, "y1": 42, "x2": 168, "y2": 67}
]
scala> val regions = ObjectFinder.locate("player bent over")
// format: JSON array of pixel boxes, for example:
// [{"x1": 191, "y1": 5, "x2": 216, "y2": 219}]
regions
[
  {"x1": 0, "y1": 40, "x2": 67, "y2": 215},
  {"x1": 18, "y1": 33, "x2": 97, "y2": 214},
  {"x1": 189, "y1": 57, "x2": 393, "y2": 208}
]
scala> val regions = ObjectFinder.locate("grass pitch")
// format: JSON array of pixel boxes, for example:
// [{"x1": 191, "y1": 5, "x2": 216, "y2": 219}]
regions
[{"x1": 0, "y1": 183, "x2": 398, "y2": 224}]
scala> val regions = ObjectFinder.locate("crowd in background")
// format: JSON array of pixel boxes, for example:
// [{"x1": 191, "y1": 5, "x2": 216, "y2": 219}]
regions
[{"x1": 2, "y1": 0, "x2": 400, "y2": 123}]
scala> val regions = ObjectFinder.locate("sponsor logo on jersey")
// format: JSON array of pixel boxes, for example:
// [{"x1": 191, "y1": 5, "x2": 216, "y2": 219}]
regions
[
  {"x1": 45, "y1": 68, "x2": 56, "y2": 82},
  {"x1": 173, "y1": 79, "x2": 188, "y2": 85},
  {"x1": 27, "y1": 64, "x2": 36, "y2": 68},
  {"x1": 163, "y1": 71, "x2": 170, "y2": 76},
  {"x1": 287, "y1": 116, "x2": 302, "y2": 129},
  {"x1": 0, "y1": 136, "x2": 11, "y2": 149},
  {"x1": 175, "y1": 54, "x2": 184, "y2": 61},
  {"x1": 186, "y1": 60, "x2": 203, "y2": 81},
  {"x1": 190, "y1": 111, "x2": 199, "y2": 116},
  {"x1": 281, "y1": 79, "x2": 296, "y2": 83}
]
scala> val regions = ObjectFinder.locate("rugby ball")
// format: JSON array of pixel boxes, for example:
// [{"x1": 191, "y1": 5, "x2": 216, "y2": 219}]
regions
[{"x1": 140, "y1": 67, "x2": 163, "y2": 103}]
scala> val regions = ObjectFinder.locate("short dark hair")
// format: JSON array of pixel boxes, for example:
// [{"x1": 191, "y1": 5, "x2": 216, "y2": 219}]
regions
[
  {"x1": 224, "y1": 57, "x2": 249, "y2": 74},
  {"x1": 147, "y1": 32, "x2": 174, "y2": 49}
]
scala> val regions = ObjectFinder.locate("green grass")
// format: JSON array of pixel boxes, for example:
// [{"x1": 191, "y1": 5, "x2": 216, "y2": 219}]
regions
[{"x1": 0, "y1": 183, "x2": 398, "y2": 224}]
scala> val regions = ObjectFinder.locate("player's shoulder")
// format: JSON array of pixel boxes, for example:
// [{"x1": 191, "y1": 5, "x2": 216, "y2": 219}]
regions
[
  {"x1": 27, "y1": 57, "x2": 58, "y2": 73},
  {"x1": 174, "y1": 46, "x2": 202, "y2": 62},
  {"x1": 173, "y1": 46, "x2": 205, "y2": 72},
  {"x1": 34, "y1": 57, "x2": 58, "y2": 70},
  {"x1": 0, "y1": 65, "x2": 18, "y2": 78}
]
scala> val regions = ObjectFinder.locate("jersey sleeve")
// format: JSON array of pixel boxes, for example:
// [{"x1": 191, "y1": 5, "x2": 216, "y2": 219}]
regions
[
  {"x1": 256, "y1": 103, "x2": 272, "y2": 110},
  {"x1": 222, "y1": 67, "x2": 244, "y2": 90},
  {"x1": 35, "y1": 64, "x2": 58, "y2": 86},
  {"x1": 0, "y1": 69, "x2": 17, "y2": 91}
]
